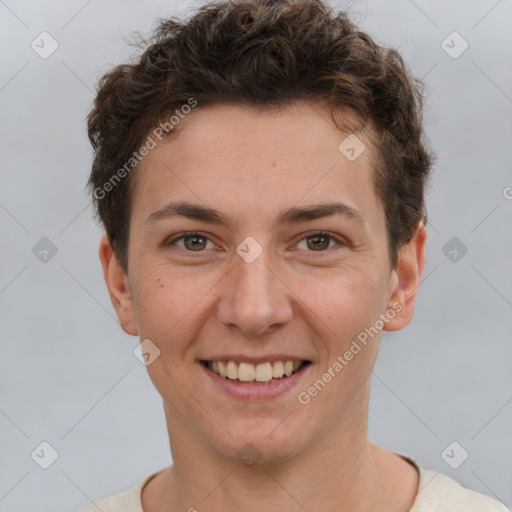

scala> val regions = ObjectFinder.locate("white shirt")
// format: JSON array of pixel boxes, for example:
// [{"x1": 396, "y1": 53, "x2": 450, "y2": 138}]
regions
[{"x1": 78, "y1": 454, "x2": 509, "y2": 512}]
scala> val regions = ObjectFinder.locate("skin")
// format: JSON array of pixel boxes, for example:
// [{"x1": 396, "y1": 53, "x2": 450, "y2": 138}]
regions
[{"x1": 100, "y1": 101, "x2": 427, "y2": 512}]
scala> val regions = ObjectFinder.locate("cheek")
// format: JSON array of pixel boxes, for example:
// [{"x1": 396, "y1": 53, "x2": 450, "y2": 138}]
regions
[
  {"x1": 301, "y1": 263, "x2": 386, "y2": 336},
  {"x1": 130, "y1": 263, "x2": 220, "y2": 355}
]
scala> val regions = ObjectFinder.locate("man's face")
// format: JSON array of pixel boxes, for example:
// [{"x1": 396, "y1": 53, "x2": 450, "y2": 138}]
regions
[{"x1": 103, "y1": 101, "x2": 421, "y2": 463}]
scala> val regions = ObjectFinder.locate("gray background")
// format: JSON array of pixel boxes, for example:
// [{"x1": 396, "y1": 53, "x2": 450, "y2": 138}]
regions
[{"x1": 1, "y1": 0, "x2": 511, "y2": 511}]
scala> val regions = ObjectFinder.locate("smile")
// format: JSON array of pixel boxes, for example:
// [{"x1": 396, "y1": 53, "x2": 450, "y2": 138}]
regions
[{"x1": 200, "y1": 359, "x2": 310, "y2": 383}]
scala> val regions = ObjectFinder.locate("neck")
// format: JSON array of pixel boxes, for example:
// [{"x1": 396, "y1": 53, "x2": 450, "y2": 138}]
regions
[{"x1": 146, "y1": 384, "x2": 415, "y2": 512}]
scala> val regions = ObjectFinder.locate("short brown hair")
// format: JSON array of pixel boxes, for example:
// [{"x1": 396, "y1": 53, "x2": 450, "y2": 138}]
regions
[{"x1": 87, "y1": 0, "x2": 434, "y2": 273}]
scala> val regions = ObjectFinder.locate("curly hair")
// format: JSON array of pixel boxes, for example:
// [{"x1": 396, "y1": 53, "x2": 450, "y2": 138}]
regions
[{"x1": 87, "y1": 0, "x2": 434, "y2": 273}]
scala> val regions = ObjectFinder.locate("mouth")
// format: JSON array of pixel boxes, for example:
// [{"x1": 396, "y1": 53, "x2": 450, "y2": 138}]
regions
[{"x1": 200, "y1": 359, "x2": 311, "y2": 384}]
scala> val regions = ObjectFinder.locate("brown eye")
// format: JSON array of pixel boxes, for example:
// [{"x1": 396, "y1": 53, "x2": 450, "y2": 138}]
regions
[
  {"x1": 182, "y1": 234, "x2": 208, "y2": 251},
  {"x1": 296, "y1": 231, "x2": 345, "y2": 253},
  {"x1": 166, "y1": 232, "x2": 213, "y2": 252},
  {"x1": 306, "y1": 234, "x2": 331, "y2": 251}
]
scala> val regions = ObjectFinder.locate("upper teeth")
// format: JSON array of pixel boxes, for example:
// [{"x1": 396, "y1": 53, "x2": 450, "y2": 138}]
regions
[{"x1": 208, "y1": 360, "x2": 303, "y2": 382}]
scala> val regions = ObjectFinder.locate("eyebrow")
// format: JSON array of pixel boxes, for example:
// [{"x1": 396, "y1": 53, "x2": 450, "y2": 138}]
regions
[{"x1": 145, "y1": 200, "x2": 369, "y2": 230}]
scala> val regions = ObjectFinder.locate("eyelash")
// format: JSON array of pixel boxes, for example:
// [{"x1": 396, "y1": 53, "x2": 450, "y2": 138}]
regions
[{"x1": 165, "y1": 231, "x2": 347, "y2": 256}]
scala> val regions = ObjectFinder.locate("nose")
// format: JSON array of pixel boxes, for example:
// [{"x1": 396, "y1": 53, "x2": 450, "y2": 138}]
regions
[{"x1": 216, "y1": 244, "x2": 293, "y2": 336}]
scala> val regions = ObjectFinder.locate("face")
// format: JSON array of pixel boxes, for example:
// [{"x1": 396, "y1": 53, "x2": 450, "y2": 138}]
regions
[{"x1": 101, "y1": 101, "x2": 426, "y2": 464}]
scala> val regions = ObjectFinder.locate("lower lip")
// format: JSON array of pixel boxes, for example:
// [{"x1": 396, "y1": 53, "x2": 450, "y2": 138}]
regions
[{"x1": 200, "y1": 362, "x2": 311, "y2": 400}]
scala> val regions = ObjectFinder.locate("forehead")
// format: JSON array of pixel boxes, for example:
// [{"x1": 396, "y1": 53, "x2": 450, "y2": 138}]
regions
[{"x1": 130, "y1": 101, "x2": 383, "y2": 234}]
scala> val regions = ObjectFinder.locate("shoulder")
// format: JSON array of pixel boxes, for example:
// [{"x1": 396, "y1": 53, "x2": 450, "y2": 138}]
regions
[
  {"x1": 76, "y1": 473, "x2": 158, "y2": 512},
  {"x1": 401, "y1": 454, "x2": 509, "y2": 512}
]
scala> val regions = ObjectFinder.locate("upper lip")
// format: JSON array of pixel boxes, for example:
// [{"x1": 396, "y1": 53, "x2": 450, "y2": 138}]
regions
[{"x1": 199, "y1": 355, "x2": 311, "y2": 364}]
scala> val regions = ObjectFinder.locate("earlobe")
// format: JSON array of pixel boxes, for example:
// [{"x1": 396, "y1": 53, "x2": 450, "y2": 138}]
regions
[
  {"x1": 98, "y1": 234, "x2": 139, "y2": 336},
  {"x1": 383, "y1": 222, "x2": 427, "y2": 332}
]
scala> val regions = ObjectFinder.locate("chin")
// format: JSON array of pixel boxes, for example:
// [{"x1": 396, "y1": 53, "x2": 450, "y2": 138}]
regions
[{"x1": 208, "y1": 417, "x2": 313, "y2": 466}]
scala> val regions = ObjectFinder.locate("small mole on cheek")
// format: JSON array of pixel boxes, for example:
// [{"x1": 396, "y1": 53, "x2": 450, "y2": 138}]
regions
[{"x1": 157, "y1": 277, "x2": 164, "y2": 289}]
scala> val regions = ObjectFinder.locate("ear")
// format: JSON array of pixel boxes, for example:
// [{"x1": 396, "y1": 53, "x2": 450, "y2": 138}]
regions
[
  {"x1": 98, "y1": 234, "x2": 138, "y2": 336},
  {"x1": 383, "y1": 222, "x2": 427, "y2": 332}
]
